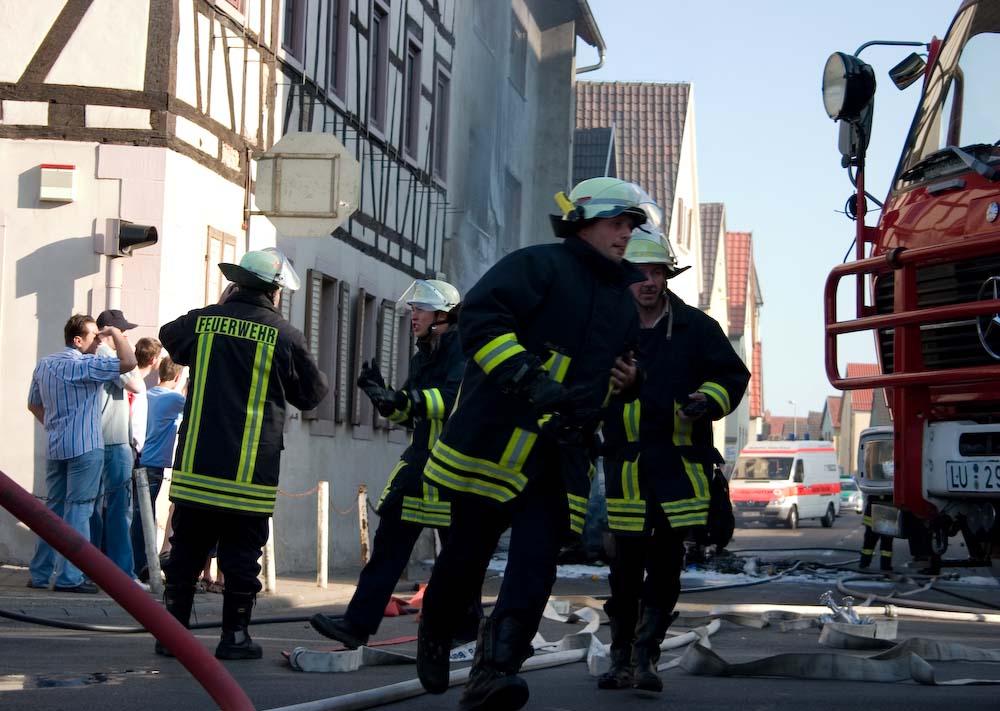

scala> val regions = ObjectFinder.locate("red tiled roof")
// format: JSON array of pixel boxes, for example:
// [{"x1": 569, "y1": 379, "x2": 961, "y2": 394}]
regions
[
  {"x1": 699, "y1": 203, "x2": 725, "y2": 310},
  {"x1": 576, "y1": 82, "x2": 690, "y2": 230},
  {"x1": 826, "y1": 395, "x2": 842, "y2": 429},
  {"x1": 749, "y1": 340, "x2": 762, "y2": 418},
  {"x1": 846, "y1": 363, "x2": 880, "y2": 411},
  {"x1": 726, "y1": 231, "x2": 751, "y2": 337}
]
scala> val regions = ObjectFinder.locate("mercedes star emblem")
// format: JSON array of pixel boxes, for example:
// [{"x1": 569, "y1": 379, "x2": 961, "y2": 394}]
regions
[{"x1": 977, "y1": 276, "x2": 1000, "y2": 360}]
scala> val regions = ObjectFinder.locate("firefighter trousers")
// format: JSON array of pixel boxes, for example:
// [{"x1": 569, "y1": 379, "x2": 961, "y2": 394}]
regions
[
  {"x1": 607, "y1": 503, "x2": 686, "y2": 620},
  {"x1": 421, "y1": 470, "x2": 567, "y2": 641},
  {"x1": 163, "y1": 503, "x2": 269, "y2": 595}
]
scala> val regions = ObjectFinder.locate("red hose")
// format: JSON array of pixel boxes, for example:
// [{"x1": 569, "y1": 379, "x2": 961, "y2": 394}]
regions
[{"x1": 0, "y1": 469, "x2": 255, "y2": 710}]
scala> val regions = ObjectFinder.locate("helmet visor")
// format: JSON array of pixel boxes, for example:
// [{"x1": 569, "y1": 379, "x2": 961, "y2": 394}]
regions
[
  {"x1": 397, "y1": 280, "x2": 449, "y2": 311},
  {"x1": 262, "y1": 248, "x2": 301, "y2": 291}
]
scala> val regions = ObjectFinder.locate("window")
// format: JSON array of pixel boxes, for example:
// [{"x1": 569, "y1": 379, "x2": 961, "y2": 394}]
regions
[
  {"x1": 403, "y1": 36, "x2": 422, "y2": 158},
  {"x1": 303, "y1": 269, "x2": 349, "y2": 432},
  {"x1": 223, "y1": 0, "x2": 244, "y2": 10},
  {"x1": 433, "y1": 68, "x2": 450, "y2": 180},
  {"x1": 509, "y1": 12, "x2": 526, "y2": 96},
  {"x1": 328, "y1": 0, "x2": 349, "y2": 99},
  {"x1": 387, "y1": 308, "x2": 413, "y2": 444},
  {"x1": 368, "y1": 1, "x2": 390, "y2": 132},
  {"x1": 205, "y1": 228, "x2": 237, "y2": 306},
  {"x1": 351, "y1": 287, "x2": 377, "y2": 437},
  {"x1": 676, "y1": 198, "x2": 686, "y2": 250},
  {"x1": 504, "y1": 170, "x2": 522, "y2": 253},
  {"x1": 282, "y1": 0, "x2": 306, "y2": 61}
]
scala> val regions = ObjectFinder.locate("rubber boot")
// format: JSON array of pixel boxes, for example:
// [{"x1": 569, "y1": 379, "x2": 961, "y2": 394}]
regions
[
  {"x1": 155, "y1": 583, "x2": 195, "y2": 657},
  {"x1": 597, "y1": 602, "x2": 637, "y2": 690},
  {"x1": 417, "y1": 614, "x2": 452, "y2": 694},
  {"x1": 215, "y1": 591, "x2": 263, "y2": 660},
  {"x1": 631, "y1": 607, "x2": 675, "y2": 692},
  {"x1": 880, "y1": 553, "x2": 893, "y2": 572},
  {"x1": 457, "y1": 616, "x2": 532, "y2": 711},
  {"x1": 859, "y1": 553, "x2": 872, "y2": 569},
  {"x1": 309, "y1": 613, "x2": 369, "y2": 648}
]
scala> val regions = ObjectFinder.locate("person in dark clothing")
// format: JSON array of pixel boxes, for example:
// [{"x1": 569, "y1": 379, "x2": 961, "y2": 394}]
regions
[
  {"x1": 310, "y1": 279, "x2": 468, "y2": 648},
  {"x1": 860, "y1": 494, "x2": 893, "y2": 571},
  {"x1": 415, "y1": 177, "x2": 650, "y2": 711},
  {"x1": 598, "y1": 224, "x2": 749, "y2": 693},
  {"x1": 157, "y1": 248, "x2": 328, "y2": 660}
]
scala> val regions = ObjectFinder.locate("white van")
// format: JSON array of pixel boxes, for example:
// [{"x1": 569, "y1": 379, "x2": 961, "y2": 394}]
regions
[{"x1": 730, "y1": 440, "x2": 841, "y2": 529}]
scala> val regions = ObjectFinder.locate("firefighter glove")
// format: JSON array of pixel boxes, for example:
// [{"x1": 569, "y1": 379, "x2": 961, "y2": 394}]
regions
[{"x1": 357, "y1": 359, "x2": 387, "y2": 393}]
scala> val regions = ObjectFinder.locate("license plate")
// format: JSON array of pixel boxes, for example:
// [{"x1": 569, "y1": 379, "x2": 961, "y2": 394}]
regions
[
  {"x1": 945, "y1": 460, "x2": 1000, "y2": 492},
  {"x1": 739, "y1": 511, "x2": 761, "y2": 518}
]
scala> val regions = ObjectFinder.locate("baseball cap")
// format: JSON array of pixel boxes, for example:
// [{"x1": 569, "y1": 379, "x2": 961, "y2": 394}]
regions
[{"x1": 96, "y1": 309, "x2": 137, "y2": 331}]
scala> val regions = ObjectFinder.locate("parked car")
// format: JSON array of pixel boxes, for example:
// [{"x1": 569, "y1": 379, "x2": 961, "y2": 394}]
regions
[{"x1": 839, "y1": 478, "x2": 863, "y2": 514}]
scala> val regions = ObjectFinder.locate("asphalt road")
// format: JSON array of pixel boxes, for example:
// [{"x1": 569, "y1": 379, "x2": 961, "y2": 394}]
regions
[{"x1": 1, "y1": 514, "x2": 999, "y2": 710}]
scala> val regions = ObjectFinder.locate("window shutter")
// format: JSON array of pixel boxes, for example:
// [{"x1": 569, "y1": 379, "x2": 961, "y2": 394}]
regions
[
  {"x1": 374, "y1": 299, "x2": 396, "y2": 429},
  {"x1": 350, "y1": 288, "x2": 367, "y2": 425},
  {"x1": 304, "y1": 269, "x2": 322, "y2": 356},
  {"x1": 335, "y1": 281, "x2": 351, "y2": 423}
]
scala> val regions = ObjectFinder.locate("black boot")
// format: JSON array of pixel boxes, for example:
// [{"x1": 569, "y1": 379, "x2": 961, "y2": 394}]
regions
[
  {"x1": 309, "y1": 613, "x2": 369, "y2": 648},
  {"x1": 417, "y1": 614, "x2": 452, "y2": 694},
  {"x1": 215, "y1": 591, "x2": 263, "y2": 660},
  {"x1": 458, "y1": 616, "x2": 532, "y2": 711},
  {"x1": 155, "y1": 583, "x2": 195, "y2": 657},
  {"x1": 597, "y1": 602, "x2": 637, "y2": 690},
  {"x1": 632, "y1": 607, "x2": 675, "y2": 692}
]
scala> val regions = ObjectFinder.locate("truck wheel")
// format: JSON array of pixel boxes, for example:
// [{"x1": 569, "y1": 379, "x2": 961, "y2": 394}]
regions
[
  {"x1": 821, "y1": 504, "x2": 835, "y2": 528},
  {"x1": 786, "y1": 506, "x2": 798, "y2": 530}
]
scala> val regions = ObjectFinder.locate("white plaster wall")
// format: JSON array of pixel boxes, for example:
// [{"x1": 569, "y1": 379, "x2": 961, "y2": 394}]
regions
[
  {"x1": 0, "y1": 0, "x2": 64, "y2": 82},
  {"x1": 669, "y1": 94, "x2": 702, "y2": 308},
  {"x1": 47, "y1": 0, "x2": 149, "y2": 91}
]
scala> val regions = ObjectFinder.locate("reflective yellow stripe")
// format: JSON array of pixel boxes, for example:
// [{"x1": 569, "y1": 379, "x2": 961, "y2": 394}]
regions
[
  {"x1": 880, "y1": 550, "x2": 893, "y2": 558},
  {"x1": 401, "y1": 493, "x2": 451, "y2": 526},
  {"x1": 608, "y1": 518, "x2": 645, "y2": 531},
  {"x1": 425, "y1": 459, "x2": 515, "y2": 503},
  {"x1": 861, "y1": 547, "x2": 875, "y2": 555},
  {"x1": 622, "y1": 459, "x2": 639, "y2": 500},
  {"x1": 543, "y1": 352, "x2": 572, "y2": 383},
  {"x1": 661, "y1": 496, "x2": 709, "y2": 512},
  {"x1": 500, "y1": 428, "x2": 537, "y2": 471},
  {"x1": 169, "y1": 470, "x2": 277, "y2": 514},
  {"x1": 377, "y1": 460, "x2": 408, "y2": 509},
  {"x1": 569, "y1": 514, "x2": 585, "y2": 534},
  {"x1": 422, "y1": 388, "x2": 445, "y2": 419},
  {"x1": 474, "y1": 333, "x2": 526, "y2": 374},
  {"x1": 428, "y1": 419, "x2": 443, "y2": 447},
  {"x1": 665, "y1": 510, "x2": 708, "y2": 528},
  {"x1": 237, "y1": 341, "x2": 274, "y2": 484},
  {"x1": 181, "y1": 333, "x2": 214, "y2": 472},
  {"x1": 682, "y1": 457, "x2": 709, "y2": 499},
  {"x1": 673, "y1": 409, "x2": 693, "y2": 446},
  {"x1": 624, "y1": 402, "x2": 640, "y2": 442},
  {"x1": 567, "y1": 493, "x2": 588, "y2": 515},
  {"x1": 389, "y1": 397, "x2": 411, "y2": 423},
  {"x1": 433, "y1": 441, "x2": 528, "y2": 489},
  {"x1": 698, "y1": 381, "x2": 731, "y2": 414},
  {"x1": 862, "y1": 515, "x2": 873, "y2": 527},
  {"x1": 607, "y1": 499, "x2": 646, "y2": 513}
]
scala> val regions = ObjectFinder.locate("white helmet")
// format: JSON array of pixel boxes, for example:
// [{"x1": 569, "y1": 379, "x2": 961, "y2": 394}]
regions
[
  {"x1": 397, "y1": 279, "x2": 461, "y2": 312},
  {"x1": 626, "y1": 226, "x2": 690, "y2": 279},
  {"x1": 549, "y1": 177, "x2": 649, "y2": 238},
  {"x1": 219, "y1": 247, "x2": 301, "y2": 291}
]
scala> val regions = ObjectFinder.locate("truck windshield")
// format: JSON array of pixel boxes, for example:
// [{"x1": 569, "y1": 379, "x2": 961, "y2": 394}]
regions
[
  {"x1": 732, "y1": 457, "x2": 793, "y2": 481},
  {"x1": 896, "y1": 1, "x2": 1000, "y2": 189}
]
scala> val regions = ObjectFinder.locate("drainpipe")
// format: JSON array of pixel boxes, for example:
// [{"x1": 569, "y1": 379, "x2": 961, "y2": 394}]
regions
[{"x1": 575, "y1": 0, "x2": 606, "y2": 74}]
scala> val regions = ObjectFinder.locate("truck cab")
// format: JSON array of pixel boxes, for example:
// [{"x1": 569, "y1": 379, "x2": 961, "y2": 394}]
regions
[{"x1": 822, "y1": 0, "x2": 1000, "y2": 560}]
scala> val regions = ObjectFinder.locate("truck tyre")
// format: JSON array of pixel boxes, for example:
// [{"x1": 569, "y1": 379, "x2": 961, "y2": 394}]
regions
[
  {"x1": 786, "y1": 506, "x2": 798, "y2": 530},
  {"x1": 820, "y1": 504, "x2": 835, "y2": 528}
]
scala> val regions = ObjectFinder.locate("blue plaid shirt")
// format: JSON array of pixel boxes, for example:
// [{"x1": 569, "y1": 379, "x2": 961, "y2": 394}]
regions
[{"x1": 28, "y1": 348, "x2": 122, "y2": 460}]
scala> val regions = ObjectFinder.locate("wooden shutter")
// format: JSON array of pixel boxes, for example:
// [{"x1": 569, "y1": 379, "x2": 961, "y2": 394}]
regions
[
  {"x1": 335, "y1": 281, "x2": 351, "y2": 423},
  {"x1": 350, "y1": 288, "x2": 367, "y2": 425},
  {"x1": 304, "y1": 269, "x2": 322, "y2": 356},
  {"x1": 374, "y1": 299, "x2": 396, "y2": 428}
]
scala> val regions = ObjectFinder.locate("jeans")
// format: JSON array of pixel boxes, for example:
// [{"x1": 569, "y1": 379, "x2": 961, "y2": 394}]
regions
[
  {"x1": 131, "y1": 466, "x2": 164, "y2": 575},
  {"x1": 89, "y1": 444, "x2": 135, "y2": 577},
  {"x1": 29, "y1": 448, "x2": 104, "y2": 588}
]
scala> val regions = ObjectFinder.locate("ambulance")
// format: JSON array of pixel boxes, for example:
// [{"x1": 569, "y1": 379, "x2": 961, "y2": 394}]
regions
[{"x1": 730, "y1": 440, "x2": 841, "y2": 529}]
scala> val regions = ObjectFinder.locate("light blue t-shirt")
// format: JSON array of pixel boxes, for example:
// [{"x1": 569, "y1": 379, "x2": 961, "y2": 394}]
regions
[{"x1": 141, "y1": 386, "x2": 186, "y2": 468}]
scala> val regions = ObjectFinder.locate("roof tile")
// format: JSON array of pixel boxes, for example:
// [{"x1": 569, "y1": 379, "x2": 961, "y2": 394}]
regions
[{"x1": 726, "y1": 231, "x2": 751, "y2": 337}]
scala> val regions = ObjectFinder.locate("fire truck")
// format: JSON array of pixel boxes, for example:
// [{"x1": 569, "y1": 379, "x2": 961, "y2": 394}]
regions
[{"x1": 822, "y1": 0, "x2": 1000, "y2": 564}]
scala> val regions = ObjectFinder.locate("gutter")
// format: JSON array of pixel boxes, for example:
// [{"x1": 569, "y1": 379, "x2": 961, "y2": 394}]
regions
[{"x1": 575, "y1": 0, "x2": 606, "y2": 74}]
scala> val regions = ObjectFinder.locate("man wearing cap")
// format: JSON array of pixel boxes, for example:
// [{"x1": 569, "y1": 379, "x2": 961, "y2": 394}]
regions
[
  {"x1": 415, "y1": 177, "x2": 647, "y2": 710},
  {"x1": 89, "y1": 309, "x2": 144, "y2": 583},
  {"x1": 597, "y1": 225, "x2": 749, "y2": 693},
  {"x1": 27, "y1": 314, "x2": 137, "y2": 593},
  {"x1": 157, "y1": 248, "x2": 328, "y2": 659}
]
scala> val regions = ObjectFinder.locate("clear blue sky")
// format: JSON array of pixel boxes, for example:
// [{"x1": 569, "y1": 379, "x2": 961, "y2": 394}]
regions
[{"x1": 584, "y1": 0, "x2": 959, "y2": 418}]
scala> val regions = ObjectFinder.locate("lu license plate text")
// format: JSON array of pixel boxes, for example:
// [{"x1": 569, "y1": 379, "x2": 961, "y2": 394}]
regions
[{"x1": 946, "y1": 460, "x2": 1000, "y2": 492}]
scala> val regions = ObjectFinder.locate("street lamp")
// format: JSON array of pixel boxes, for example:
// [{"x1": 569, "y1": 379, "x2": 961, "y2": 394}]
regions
[{"x1": 788, "y1": 400, "x2": 798, "y2": 440}]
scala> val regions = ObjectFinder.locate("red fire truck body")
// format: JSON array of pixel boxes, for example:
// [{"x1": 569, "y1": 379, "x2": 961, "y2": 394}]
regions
[{"x1": 823, "y1": 0, "x2": 1000, "y2": 559}]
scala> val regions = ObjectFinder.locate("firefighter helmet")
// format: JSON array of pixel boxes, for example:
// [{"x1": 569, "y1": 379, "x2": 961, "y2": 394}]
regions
[
  {"x1": 625, "y1": 227, "x2": 691, "y2": 279},
  {"x1": 549, "y1": 177, "x2": 649, "y2": 238},
  {"x1": 219, "y1": 247, "x2": 302, "y2": 291},
  {"x1": 398, "y1": 279, "x2": 461, "y2": 312}
]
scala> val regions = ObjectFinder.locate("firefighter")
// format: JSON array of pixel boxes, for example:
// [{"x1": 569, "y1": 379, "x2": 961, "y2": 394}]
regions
[
  {"x1": 860, "y1": 493, "x2": 893, "y2": 572},
  {"x1": 414, "y1": 176, "x2": 648, "y2": 711},
  {"x1": 157, "y1": 248, "x2": 328, "y2": 659},
  {"x1": 598, "y1": 224, "x2": 749, "y2": 693},
  {"x1": 309, "y1": 279, "x2": 469, "y2": 648}
]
